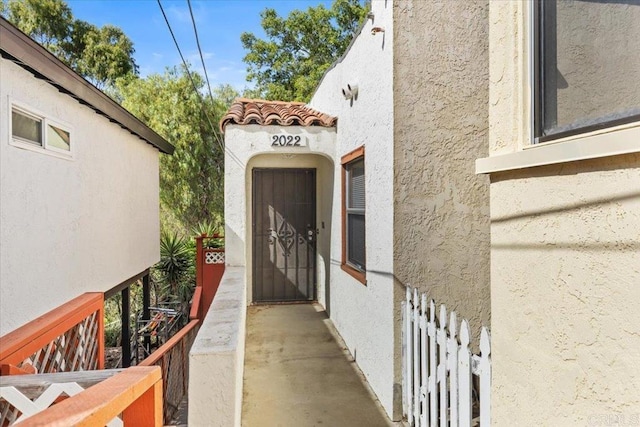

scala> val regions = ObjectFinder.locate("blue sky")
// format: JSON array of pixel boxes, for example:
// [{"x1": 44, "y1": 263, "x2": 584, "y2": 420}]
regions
[{"x1": 66, "y1": 0, "x2": 330, "y2": 92}]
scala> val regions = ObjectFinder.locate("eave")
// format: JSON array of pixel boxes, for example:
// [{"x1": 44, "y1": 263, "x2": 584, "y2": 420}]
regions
[{"x1": 0, "y1": 18, "x2": 174, "y2": 155}]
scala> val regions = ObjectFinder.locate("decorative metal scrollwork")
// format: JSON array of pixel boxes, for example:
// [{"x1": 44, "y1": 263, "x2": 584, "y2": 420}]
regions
[{"x1": 268, "y1": 220, "x2": 295, "y2": 256}]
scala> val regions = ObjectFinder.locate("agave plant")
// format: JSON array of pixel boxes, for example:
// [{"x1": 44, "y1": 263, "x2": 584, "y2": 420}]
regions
[
  {"x1": 191, "y1": 218, "x2": 224, "y2": 249},
  {"x1": 191, "y1": 218, "x2": 222, "y2": 238}
]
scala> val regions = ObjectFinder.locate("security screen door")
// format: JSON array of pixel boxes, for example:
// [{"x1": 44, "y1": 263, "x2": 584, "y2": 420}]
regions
[{"x1": 252, "y1": 168, "x2": 316, "y2": 302}]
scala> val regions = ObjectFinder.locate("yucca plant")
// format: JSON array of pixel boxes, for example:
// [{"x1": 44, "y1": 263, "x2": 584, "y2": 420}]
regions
[{"x1": 158, "y1": 231, "x2": 193, "y2": 295}]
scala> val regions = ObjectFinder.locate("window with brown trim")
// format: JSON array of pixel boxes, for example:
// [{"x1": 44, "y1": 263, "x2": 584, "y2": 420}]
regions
[{"x1": 341, "y1": 146, "x2": 366, "y2": 284}]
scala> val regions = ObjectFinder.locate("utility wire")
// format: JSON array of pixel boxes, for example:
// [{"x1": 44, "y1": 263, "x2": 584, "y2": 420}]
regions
[
  {"x1": 156, "y1": 0, "x2": 224, "y2": 152},
  {"x1": 187, "y1": 0, "x2": 215, "y2": 104}
]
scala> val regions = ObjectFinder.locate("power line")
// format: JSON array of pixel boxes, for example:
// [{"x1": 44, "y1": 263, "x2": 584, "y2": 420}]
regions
[
  {"x1": 156, "y1": 0, "x2": 224, "y2": 152},
  {"x1": 187, "y1": 0, "x2": 215, "y2": 104}
]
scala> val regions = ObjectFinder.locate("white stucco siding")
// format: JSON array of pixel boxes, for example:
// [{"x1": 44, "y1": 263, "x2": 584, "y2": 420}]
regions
[
  {"x1": 0, "y1": 59, "x2": 160, "y2": 335},
  {"x1": 309, "y1": 0, "x2": 396, "y2": 417},
  {"x1": 223, "y1": 124, "x2": 336, "y2": 306}
]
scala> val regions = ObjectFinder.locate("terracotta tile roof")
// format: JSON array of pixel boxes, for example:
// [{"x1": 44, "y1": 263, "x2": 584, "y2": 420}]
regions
[{"x1": 220, "y1": 98, "x2": 337, "y2": 132}]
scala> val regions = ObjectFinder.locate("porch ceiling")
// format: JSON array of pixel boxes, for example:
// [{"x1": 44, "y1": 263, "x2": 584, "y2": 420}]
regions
[{"x1": 220, "y1": 98, "x2": 337, "y2": 132}]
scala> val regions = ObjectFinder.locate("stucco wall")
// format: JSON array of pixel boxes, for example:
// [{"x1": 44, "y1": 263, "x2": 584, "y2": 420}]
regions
[
  {"x1": 392, "y1": 0, "x2": 491, "y2": 343},
  {"x1": 490, "y1": 156, "x2": 640, "y2": 425},
  {"x1": 0, "y1": 59, "x2": 160, "y2": 335},
  {"x1": 223, "y1": 124, "x2": 336, "y2": 308},
  {"x1": 308, "y1": 0, "x2": 397, "y2": 418},
  {"x1": 489, "y1": 1, "x2": 640, "y2": 423},
  {"x1": 189, "y1": 267, "x2": 246, "y2": 427}
]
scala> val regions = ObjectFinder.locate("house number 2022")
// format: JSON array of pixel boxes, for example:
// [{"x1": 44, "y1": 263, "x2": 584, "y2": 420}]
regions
[{"x1": 271, "y1": 135, "x2": 302, "y2": 147}]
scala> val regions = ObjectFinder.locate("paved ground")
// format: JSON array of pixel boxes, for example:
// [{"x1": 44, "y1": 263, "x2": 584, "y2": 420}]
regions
[{"x1": 242, "y1": 303, "x2": 396, "y2": 427}]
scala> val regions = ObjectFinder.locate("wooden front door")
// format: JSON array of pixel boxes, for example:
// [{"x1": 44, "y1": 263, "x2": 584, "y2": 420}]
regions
[{"x1": 252, "y1": 169, "x2": 316, "y2": 302}]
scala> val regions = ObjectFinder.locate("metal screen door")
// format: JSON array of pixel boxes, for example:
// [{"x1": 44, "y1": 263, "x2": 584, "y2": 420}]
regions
[{"x1": 252, "y1": 168, "x2": 316, "y2": 302}]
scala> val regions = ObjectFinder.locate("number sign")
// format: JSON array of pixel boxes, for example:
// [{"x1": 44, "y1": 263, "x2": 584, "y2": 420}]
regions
[{"x1": 270, "y1": 135, "x2": 307, "y2": 147}]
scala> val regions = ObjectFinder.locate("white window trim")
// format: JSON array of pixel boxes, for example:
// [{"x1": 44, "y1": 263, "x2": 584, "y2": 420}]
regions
[
  {"x1": 8, "y1": 98, "x2": 74, "y2": 160},
  {"x1": 477, "y1": 2, "x2": 640, "y2": 174},
  {"x1": 476, "y1": 122, "x2": 640, "y2": 174}
]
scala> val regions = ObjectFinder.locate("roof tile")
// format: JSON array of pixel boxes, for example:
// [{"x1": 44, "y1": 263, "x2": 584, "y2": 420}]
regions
[{"x1": 220, "y1": 98, "x2": 336, "y2": 132}]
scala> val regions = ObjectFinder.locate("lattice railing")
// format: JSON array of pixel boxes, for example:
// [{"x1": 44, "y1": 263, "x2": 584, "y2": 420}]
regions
[
  {"x1": 0, "y1": 293, "x2": 105, "y2": 375},
  {"x1": 0, "y1": 370, "x2": 123, "y2": 426},
  {"x1": 205, "y1": 250, "x2": 225, "y2": 264},
  {"x1": 25, "y1": 311, "x2": 100, "y2": 374},
  {"x1": 0, "y1": 367, "x2": 162, "y2": 426}
]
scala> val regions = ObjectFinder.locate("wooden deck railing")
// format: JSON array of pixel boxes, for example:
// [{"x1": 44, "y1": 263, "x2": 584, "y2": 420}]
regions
[
  {"x1": 139, "y1": 320, "x2": 199, "y2": 423},
  {"x1": 0, "y1": 237, "x2": 226, "y2": 425},
  {"x1": 0, "y1": 366, "x2": 162, "y2": 426},
  {"x1": 0, "y1": 293, "x2": 104, "y2": 375},
  {"x1": 190, "y1": 286, "x2": 203, "y2": 321},
  {"x1": 196, "y1": 235, "x2": 225, "y2": 317}
]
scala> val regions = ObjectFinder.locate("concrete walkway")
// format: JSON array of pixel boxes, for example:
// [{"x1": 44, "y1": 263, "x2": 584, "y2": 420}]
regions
[{"x1": 242, "y1": 304, "x2": 395, "y2": 427}]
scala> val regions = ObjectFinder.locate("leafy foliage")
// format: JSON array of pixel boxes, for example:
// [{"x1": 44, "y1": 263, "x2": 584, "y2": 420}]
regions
[
  {"x1": 117, "y1": 68, "x2": 237, "y2": 234},
  {"x1": 2, "y1": 0, "x2": 137, "y2": 88},
  {"x1": 241, "y1": 0, "x2": 368, "y2": 102}
]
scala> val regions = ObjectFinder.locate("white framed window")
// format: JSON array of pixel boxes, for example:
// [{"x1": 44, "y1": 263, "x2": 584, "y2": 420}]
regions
[
  {"x1": 477, "y1": 1, "x2": 640, "y2": 174},
  {"x1": 533, "y1": 0, "x2": 640, "y2": 143},
  {"x1": 9, "y1": 101, "x2": 73, "y2": 158}
]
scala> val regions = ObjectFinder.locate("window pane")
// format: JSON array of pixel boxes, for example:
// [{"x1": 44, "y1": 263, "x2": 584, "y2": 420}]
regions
[
  {"x1": 47, "y1": 125, "x2": 71, "y2": 151},
  {"x1": 348, "y1": 213, "x2": 365, "y2": 270},
  {"x1": 541, "y1": 0, "x2": 640, "y2": 137},
  {"x1": 12, "y1": 110, "x2": 42, "y2": 145},
  {"x1": 348, "y1": 159, "x2": 365, "y2": 210}
]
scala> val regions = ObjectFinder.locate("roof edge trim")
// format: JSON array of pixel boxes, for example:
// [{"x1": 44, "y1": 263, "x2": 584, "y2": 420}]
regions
[{"x1": 0, "y1": 18, "x2": 174, "y2": 155}]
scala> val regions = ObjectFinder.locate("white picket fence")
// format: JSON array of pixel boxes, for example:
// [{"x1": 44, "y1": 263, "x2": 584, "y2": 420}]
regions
[{"x1": 403, "y1": 287, "x2": 491, "y2": 427}]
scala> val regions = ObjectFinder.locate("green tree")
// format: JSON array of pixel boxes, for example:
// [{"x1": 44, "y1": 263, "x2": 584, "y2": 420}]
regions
[
  {"x1": 68, "y1": 23, "x2": 137, "y2": 88},
  {"x1": 2, "y1": 0, "x2": 72, "y2": 51},
  {"x1": 117, "y1": 68, "x2": 237, "y2": 234},
  {"x1": 241, "y1": 0, "x2": 368, "y2": 102},
  {"x1": 2, "y1": 0, "x2": 137, "y2": 88}
]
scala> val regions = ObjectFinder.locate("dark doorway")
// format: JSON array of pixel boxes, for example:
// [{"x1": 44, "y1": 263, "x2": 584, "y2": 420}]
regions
[{"x1": 252, "y1": 168, "x2": 316, "y2": 302}]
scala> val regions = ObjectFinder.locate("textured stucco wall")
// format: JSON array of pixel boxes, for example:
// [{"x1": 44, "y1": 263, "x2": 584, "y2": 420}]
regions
[
  {"x1": 490, "y1": 156, "x2": 640, "y2": 425},
  {"x1": 309, "y1": 0, "x2": 398, "y2": 418},
  {"x1": 488, "y1": 0, "x2": 528, "y2": 155},
  {"x1": 0, "y1": 59, "x2": 160, "y2": 335},
  {"x1": 393, "y1": 0, "x2": 491, "y2": 344},
  {"x1": 489, "y1": 1, "x2": 640, "y2": 423}
]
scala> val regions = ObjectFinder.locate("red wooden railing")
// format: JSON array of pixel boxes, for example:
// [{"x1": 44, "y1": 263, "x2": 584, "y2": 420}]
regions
[
  {"x1": 0, "y1": 235, "x2": 226, "y2": 425},
  {"x1": 0, "y1": 292, "x2": 104, "y2": 375},
  {"x1": 195, "y1": 234, "x2": 225, "y2": 317},
  {"x1": 139, "y1": 320, "x2": 199, "y2": 423},
  {"x1": 190, "y1": 286, "x2": 203, "y2": 321},
  {"x1": 16, "y1": 366, "x2": 163, "y2": 426}
]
